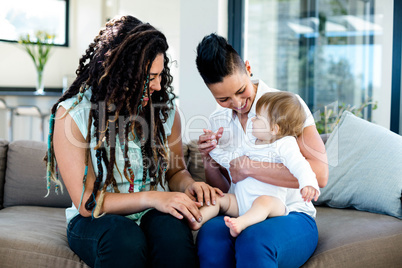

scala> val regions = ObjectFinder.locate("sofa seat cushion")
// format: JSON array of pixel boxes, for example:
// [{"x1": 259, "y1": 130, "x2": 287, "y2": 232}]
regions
[
  {"x1": 0, "y1": 206, "x2": 88, "y2": 268},
  {"x1": 303, "y1": 206, "x2": 402, "y2": 267}
]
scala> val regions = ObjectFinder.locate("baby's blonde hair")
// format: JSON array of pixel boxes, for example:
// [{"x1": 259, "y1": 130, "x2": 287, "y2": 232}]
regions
[{"x1": 255, "y1": 91, "x2": 306, "y2": 140}]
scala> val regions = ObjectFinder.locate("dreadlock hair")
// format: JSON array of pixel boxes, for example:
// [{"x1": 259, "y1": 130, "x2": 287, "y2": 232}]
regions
[
  {"x1": 255, "y1": 91, "x2": 306, "y2": 141},
  {"x1": 45, "y1": 15, "x2": 175, "y2": 218},
  {"x1": 195, "y1": 33, "x2": 246, "y2": 84}
]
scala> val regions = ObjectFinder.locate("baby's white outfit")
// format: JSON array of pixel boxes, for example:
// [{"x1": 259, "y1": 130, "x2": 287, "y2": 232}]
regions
[{"x1": 209, "y1": 136, "x2": 320, "y2": 216}]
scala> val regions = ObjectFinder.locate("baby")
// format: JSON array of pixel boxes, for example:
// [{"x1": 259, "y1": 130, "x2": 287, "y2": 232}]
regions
[{"x1": 192, "y1": 91, "x2": 320, "y2": 237}]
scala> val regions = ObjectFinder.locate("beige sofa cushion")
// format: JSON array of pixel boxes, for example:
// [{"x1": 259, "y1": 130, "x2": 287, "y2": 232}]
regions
[
  {"x1": 0, "y1": 206, "x2": 88, "y2": 268},
  {"x1": 3, "y1": 140, "x2": 71, "y2": 208},
  {"x1": 303, "y1": 206, "x2": 402, "y2": 267}
]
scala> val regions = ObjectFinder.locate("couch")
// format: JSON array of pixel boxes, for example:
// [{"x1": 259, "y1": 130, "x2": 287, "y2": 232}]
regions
[{"x1": 0, "y1": 112, "x2": 401, "y2": 267}]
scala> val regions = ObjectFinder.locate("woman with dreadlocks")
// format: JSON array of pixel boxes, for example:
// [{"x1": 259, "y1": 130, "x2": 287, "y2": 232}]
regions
[{"x1": 45, "y1": 15, "x2": 222, "y2": 267}]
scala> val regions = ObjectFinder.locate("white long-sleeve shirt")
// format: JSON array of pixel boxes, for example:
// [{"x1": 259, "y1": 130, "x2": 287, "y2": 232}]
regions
[{"x1": 209, "y1": 136, "x2": 320, "y2": 216}]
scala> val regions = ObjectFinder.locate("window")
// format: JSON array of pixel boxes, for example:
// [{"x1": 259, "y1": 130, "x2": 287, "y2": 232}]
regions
[
  {"x1": 0, "y1": 0, "x2": 69, "y2": 46},
  {"x1": 229, "y1": 0, "x2": 400, "y2": 133}
]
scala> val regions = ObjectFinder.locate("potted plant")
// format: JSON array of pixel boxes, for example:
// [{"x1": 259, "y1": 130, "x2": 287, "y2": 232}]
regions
[{"x1": 19, "y1": 31, "x2": 55, "y2": 95}]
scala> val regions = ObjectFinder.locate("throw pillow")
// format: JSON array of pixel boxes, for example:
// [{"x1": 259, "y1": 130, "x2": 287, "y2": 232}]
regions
[{"x1": 314, "y1": 111, "x2": 402, "y2": 219}]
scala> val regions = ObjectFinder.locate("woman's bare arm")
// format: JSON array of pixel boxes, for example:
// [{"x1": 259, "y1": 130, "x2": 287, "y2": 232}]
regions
[{"x1": 53, "y1": 106, "x2": 204, "y2": 221}]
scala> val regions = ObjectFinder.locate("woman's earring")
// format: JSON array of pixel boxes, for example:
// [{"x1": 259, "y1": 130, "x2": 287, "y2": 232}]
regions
[{"x1": 250, "y1": 73, "x2": 253, "y2": 77}]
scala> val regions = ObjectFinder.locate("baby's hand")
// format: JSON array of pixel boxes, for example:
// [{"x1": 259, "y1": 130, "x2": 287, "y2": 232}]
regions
[{"x1": 301, "y1": 186, "x2": 320, "y2": 202}]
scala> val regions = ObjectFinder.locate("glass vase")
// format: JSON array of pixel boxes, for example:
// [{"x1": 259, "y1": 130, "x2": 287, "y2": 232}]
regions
[{"x1": 35, "y1": 69, "x2": 45, "y2": 95}]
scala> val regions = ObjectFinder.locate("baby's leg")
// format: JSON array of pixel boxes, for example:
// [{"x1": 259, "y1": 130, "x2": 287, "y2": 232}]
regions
[
  {"x1": 189, "y1": 193, "x2": 238, "y2": 231},
  {"x1": 224, "y1": 195, "x2": 286, "y2": 237}
]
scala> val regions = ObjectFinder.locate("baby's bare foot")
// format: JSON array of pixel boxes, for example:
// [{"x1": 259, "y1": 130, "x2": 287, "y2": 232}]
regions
[{"x1": 224, "y1": 216, "x2": 243, "y2": 237}]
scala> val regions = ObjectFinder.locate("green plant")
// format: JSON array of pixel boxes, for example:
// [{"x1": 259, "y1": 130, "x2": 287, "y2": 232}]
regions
[
  {"x1": 18, "y1": 31, "x2": 55, "y2": 75},
  {"x1": 19, "y1": 31, "x2": 55, "y2": 93},
  {"x1": 315, "y1": 99, "x2": 378, "y2": 134}
]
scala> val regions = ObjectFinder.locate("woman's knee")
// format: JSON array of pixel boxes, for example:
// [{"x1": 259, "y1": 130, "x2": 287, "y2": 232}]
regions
[
  {"x1": 98, "y1": 216, "x2": 147, "y2": 266},
  {"x1": 197, "y1": 216, "x2": 231, "y2": 247},
  {"x1": 197, "y1": 216, "x2": 236, "y2": 267},
  {"x1": 142, "y1": 209, "x2": 193, "y2": 243},
  {"x1": 236, "y1": 225, "x2": 275, "y2": 255},
  {"x1": 235, "y1": 214, "x2": 318, "y2": 267},
  {"x1": 141, "y1": 210, "x2": 198, "y2": 267},
  {"x1": 235, "y1": 225, "x2": 278, "y2": 267}
]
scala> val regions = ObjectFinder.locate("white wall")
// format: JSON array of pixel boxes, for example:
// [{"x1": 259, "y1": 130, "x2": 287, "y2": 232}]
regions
[
  {"x1": 0, "y1": 0, "x2": 104, "y2": 88},
  {"x1": 178, "y1": 0, "x2": 228, "y2": 142}
]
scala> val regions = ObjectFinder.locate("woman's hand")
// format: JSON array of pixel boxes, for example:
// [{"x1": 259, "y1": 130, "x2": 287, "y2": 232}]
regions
[
  {"x1": 229, "y1": 155, "x2": 252, "y2": 184},
  {"x1": 185, "y1": 181, "x2": 224, "y2": 206},
  {"x1": 152, "y1": 191, "x2": 204, "y2": 223},
  {"x1": 197, "y1": 127, "x2": 224, "y2": 158}
]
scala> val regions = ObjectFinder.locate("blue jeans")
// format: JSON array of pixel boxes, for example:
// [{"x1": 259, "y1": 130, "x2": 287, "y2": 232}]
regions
[
  {"x1": 67, "y1": 209, "x2": 198, "y2": 268},
  {"x1": 197, "y1": 212, "x2": 318, "y2": 268}
]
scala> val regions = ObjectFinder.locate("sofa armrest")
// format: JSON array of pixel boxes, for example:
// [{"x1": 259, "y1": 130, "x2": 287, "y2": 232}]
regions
[{"x1": 0, "y1": 139, "x2": 8, "y2": 209}]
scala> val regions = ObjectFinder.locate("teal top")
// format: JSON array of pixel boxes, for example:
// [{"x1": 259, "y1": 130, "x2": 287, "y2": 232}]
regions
[{"x1": 59, "y1": 89, "x2": 176, "y2": 224}]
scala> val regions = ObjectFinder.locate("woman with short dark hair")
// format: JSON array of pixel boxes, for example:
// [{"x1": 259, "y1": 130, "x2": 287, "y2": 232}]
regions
[{"x1": 195, "y1": 33, "x2": 329, "y2": 267}]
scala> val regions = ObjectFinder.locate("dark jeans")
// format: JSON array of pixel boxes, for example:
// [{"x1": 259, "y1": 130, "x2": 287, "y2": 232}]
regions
[
  {"x1": 67, "y1": 209, "x2": 198, "y2": 268},
  {"x1": 197, "y1": 212, "x2": 318, "y2": 268}
]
